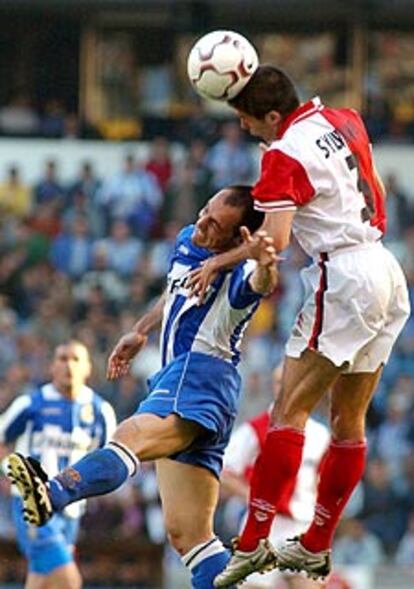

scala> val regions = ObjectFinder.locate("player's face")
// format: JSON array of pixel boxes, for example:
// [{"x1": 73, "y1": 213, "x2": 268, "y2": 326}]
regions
[
  {"x1": 235, "y1": 109, "x2": 278, "y2": 143},
  {"x1": 193, "y1": 191, "x2": 243, "y2": 252},
  {"x1": 51, "y1": 342, "x2": 91, "y2": 396}
]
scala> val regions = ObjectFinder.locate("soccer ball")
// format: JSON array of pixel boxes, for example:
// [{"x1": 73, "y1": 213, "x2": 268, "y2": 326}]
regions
[{"x1": 187, "y1": 30, "x2": 259, "y2": 101}]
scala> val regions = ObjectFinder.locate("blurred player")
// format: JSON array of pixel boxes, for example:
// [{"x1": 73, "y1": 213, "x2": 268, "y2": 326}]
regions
[
  {"x1": 0, "y1": 340, "x2": 116, "y2": 589},
  {"x1": 221, "y1": 366, "x2": 329, "y2": 589},
  {"x1": 7, "y1": 186, "x2": 278, "y2": 589},
  {"x1": 185, "y1": 66, "x2": 410, "y2": 587}
]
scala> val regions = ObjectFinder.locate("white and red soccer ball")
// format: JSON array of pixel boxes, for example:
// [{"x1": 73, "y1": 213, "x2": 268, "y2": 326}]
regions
[{"x1": 187, "y1": 30, "x2": 259, "y2": 101}]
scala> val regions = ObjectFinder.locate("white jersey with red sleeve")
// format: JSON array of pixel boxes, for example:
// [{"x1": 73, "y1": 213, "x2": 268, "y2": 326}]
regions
[
  {"x1": 223, "y1": 411, "x2": 330, "y2": 524},
  {"x1": 252, "y1": 97, "x2": 386, "y2": 259}
]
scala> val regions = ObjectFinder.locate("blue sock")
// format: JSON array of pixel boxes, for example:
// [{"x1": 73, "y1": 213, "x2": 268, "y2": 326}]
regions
[
  {"x1": 182, "y1": 538, "x2": 235, "y2": 589},
  {"x1": 49, "y1": 442, "x2": 138, "y2": 511}
]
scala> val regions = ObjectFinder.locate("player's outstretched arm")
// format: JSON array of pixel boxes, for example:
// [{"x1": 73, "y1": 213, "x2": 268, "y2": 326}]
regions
[
  {"x1": 107, "y1": 292, "x2": 166, "y2": 380},
  {"x1": 242, "y1": 227, "x2": 279, "y2": 295}
]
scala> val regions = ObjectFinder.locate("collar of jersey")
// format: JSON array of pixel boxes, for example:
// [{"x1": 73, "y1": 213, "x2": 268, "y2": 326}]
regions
[{"x1": 276, "y1": 96, "x2": 323, "y2": 139}]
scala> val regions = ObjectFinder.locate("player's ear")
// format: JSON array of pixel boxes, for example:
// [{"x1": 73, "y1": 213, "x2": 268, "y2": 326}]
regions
[{"x1": 265, "y1": 111, "x2": 282, "y2": 126}]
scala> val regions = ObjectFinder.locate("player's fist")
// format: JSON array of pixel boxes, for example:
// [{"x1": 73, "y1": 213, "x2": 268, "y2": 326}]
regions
[{"x1": 107, "y1": 331, "x2": 148, "y2": 380}]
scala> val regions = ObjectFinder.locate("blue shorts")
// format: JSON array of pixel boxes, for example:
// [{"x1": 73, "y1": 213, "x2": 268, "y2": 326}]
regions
[
  {"x1": 12, "y1": 496, "x2": 80, "y2": 574},
  {"x1": 136, "y1": 352, "x2": 241, "y2": 478}
]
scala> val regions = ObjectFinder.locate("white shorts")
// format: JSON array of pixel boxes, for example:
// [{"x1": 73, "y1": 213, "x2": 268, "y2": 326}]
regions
[
  {"x1": 286, "y1": 242, "x2": 410, "y2": 373},
  {"x1": 244, "y1": 515, "x2": 310, "y2": 588}
]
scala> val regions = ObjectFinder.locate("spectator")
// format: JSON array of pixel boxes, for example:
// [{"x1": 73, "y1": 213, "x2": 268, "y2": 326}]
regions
[
  {"x1": 66, "y1": 162, "x2": 103, "y2": 236},
  {"x1": 94, "y1": 219, "x2": 144, "y2": 277},
  {"x1": 145, "y1": 136, "x2": 173, "y2": 193},
  {"x1": 68, "y1": 162, "x2": 101, "y2": 204},
  {"x1": 164, "y1": 139, "x2": 212, "y2": 225},
  {"x1": 73, "y1": 245, "x2": 128, "y2": 305},
  {"x1": 97, "y1": 154, "x2": 162, "y2": 238},
  {"x1": 40, "y1": 98, "x2": 66, "y2": 138},
  {"x1": 205, "y1": 120, "x2": 255, "y2": 191},
  {"x1": 50, "y1": 215, "x2": 94, "y2": 279},
  {"x1": 33, "y1": 160, "x2": 65, "y2": 208},
  {"x1": 0, "y1": 93, "x2": 39, "y2": 136},
  {"x1": 0, "y1": 166, "x2": 31, "y2": 218}
]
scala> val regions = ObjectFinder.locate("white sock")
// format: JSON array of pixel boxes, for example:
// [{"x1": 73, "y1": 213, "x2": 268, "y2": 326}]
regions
[
  {"x1": 182, "y1": 537, "x2": 227, "y2": 571},
  {"x1": 107, "y1": 440, "x2": 139, "y2": 477}
]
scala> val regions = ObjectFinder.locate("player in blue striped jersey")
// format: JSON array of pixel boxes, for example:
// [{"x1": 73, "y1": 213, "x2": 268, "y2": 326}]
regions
[
  {"x1": 1, "y1": 340, "x2": 116, "y2": 589},
  {"x1": 7, "y1": 186, "x2": 278, "y2": 589}
]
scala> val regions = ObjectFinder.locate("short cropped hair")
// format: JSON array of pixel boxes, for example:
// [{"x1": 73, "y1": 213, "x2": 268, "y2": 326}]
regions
[
  {"x1": 224, "y1": 185, "x2": 264, "y2": 234},
  {"x1": 229, "y1": 65, "x2": 300, "y2": 120}
]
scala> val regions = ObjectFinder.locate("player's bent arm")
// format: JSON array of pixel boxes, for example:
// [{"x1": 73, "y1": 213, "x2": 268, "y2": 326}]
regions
[
  {"x1": 201, "y1": 241, "x2": 252, "y2": 275},
  {"x1": 132, "y1": 291, "x2": 167, "y2": 336},
  {"x1": 107, "y1": 292, "x2": 167, "y2": 379},
  {"x1": 194, "y1": 208, "x2": 295, "y2": 277}
]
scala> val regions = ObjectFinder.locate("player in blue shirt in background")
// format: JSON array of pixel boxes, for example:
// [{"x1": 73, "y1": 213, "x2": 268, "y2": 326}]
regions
[
  {"x1": 7, "y1": 185, "x2": 279, "y2": 589},
  {"x1": 0, "y1": 340, "x2": 116, "y2": 589}
]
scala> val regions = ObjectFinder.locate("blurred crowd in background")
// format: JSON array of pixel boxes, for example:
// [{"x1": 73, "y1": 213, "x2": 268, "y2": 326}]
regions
[{"x1": 0, "y1": 117, "x2": 413, "y2": 586}]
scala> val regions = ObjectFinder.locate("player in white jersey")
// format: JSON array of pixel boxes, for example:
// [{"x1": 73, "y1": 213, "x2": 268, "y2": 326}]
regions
[
  {"x1": 7, "y1": 186, "x2": 279, "y2": 589},
  {"x1": 185, "y1": 65, "x2": 411, "y2": 587},
  {"x1": 221, "y1": 367, "x2": 330, "y2": 589},
  {"x1": 0, "y1": 340, "x2": 116, "y2": 589}
]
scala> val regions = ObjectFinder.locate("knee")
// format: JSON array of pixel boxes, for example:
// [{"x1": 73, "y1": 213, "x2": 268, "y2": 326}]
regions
[
  {"x1": 165, "y1": 520, "x2": 190, "y2": 555},
  {"x1": 164, "y1": 515, "x2": 209, "y2": 556}
]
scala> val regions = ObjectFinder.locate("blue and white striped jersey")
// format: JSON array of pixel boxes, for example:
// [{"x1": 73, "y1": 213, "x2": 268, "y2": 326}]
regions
[
  {"x1": 161, "y1": 225, "x2": 262, "y2": 367},
  {"x1": 0, "y1": 383, "x2": 116, "y2": 517}
]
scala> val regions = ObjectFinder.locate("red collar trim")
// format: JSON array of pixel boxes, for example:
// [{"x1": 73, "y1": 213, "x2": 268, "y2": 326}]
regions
[{"x1": 276, "y1": 97, "x2": 323, "y2": 139}]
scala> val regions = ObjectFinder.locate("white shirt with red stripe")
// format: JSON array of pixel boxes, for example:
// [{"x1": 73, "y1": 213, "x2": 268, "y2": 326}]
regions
[
  {"x1": 253, "y1": 97, "x2": 386, "y2": 259},
  {"x1": 223, "y1": 412, "x2": 330, "y2": 524}
]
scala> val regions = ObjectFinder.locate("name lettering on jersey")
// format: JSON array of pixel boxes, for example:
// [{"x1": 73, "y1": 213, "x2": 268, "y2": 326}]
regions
[
  {"x1": 169, "y1": 273, "x2": 190, "y2": 294},
  {"x1": 316, "y1": 130, "x2": 345, "y2": 158},
  {"x1": 168, "y1": 261, "x2": 213, "y2": 300}
]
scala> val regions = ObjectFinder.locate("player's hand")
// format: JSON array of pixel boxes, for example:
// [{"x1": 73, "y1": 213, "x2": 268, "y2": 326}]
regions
[
  {"x1": 240, "y1": 226, "x2": 279, "y2": 267},
  {"x1": 107, "y1": 331, "x2": 148, "y2": 380},
  {"x1": 186, "y1": 258, "x2": 218, "y2": 305}
]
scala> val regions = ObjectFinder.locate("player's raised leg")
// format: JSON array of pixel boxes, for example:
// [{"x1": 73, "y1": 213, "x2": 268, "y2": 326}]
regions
[
  {"x1": 7, "y1": 414, "x2": 202, "y2": 526},
  {"x1": 275, "y1": 367, "x2": 382, "y2": 577},
  {"x1": 157, "y1": 458, "x2": 234, "y2": 589}
]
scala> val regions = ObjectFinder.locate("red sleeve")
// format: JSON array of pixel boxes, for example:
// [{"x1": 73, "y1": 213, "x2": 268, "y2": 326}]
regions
[{"x1": 252, "y1": 148, "x2": 315, "y2": 211}]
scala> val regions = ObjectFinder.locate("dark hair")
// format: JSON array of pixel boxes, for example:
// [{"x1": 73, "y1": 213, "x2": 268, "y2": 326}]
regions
[
  {"x1": 228, "y1": 65, "x2": 300, "y2": 120},
  {"x1": 224, "y1": 185, "x2": 264, "y2": 234}
]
